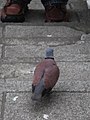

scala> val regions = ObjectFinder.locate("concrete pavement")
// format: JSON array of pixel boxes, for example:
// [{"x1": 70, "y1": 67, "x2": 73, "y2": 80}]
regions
[{"x1": 0, "y1": 0, "x2": 90, "y2": 120}]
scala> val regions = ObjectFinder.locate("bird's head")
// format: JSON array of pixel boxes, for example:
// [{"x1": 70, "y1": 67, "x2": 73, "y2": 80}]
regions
[{"x1": 45, "y1": 48, "x2": 54, "y2": 59}]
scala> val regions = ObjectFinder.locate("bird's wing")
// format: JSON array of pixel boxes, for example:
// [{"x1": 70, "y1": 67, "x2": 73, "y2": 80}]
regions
[
  {"x1": 44, "y1": 64, "x2": 59, "y2": 89},
  {"x1": 32, "y1": 62, "x2": 45, "y2": 86}
]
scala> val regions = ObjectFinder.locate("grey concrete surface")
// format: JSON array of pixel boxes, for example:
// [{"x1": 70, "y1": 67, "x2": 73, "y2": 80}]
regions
[
  {"x1": 4, "y1": 26, "x2": 84, "y2": 38},
  {"x1": 0, "y1": 62, "x2": 90, "y2": 92},
  {"x1": 0, "y1": 79, "x2": 4, "y2": 94},
  {"x1": 0, "y1": 27, "x2": 2, "y2": 38},
  {"x1": 0, "y1": 62, "x2": 90, "y2": 81},
  {"x1": 0, "y1": 45, "x2": 2, "y2": 58},
  {"x1": 0, "y1": 93, "x2": 2, "y2": 119},
  {"x1": 3, "y1": 39, "x2": 90, "y2": 62},
  {"x1": 3, "y1": 92, "x2": 90, "y2": 120},
  {"x1": 0, "y1": 0, "x2": 90, "y2": 119}
]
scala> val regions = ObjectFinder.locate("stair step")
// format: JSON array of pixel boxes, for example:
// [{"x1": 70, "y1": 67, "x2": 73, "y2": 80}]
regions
[
  {"x1": 3, "y1": 92, "x2": 90, "y2": 120},
  {"x1": 4, "y1": 25, "x2": 83, "y2": 38}
]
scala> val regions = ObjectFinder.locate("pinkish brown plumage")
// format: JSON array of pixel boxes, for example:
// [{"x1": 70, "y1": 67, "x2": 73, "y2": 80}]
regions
[{"x1": 31, "y1": 48, "x2": 60, "y2": 101}]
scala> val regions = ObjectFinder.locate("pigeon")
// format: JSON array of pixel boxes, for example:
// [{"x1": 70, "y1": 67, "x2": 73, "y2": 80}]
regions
[{"x1": 31, "y1": 48, "x2": 60, "y2": 101}]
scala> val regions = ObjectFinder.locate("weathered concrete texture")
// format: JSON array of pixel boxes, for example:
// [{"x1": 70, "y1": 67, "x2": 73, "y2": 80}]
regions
[
  {"x1": 85, "y1": 34, "x2": 90, "y2": 40},
  {"x1": 4, "y1": 78, "x2": 90, "y2": 92},
  {"x1": 0, "y1": 0, "x2": 5, "y2": 9},
  {"x1": 0, "y1": 28, "x2": 2, "y2": 38},
  {"x1": 55, "y1": 80, "x2": 90, "y2": 92},
  {"x1": 1, "y1": 62, "x2": 90, "y2": 80},
  {"x1": 0, "y1": 62, "x2": 90, "y2": 92},
  {"x1": 0, "y1": 79, "x2": 4, "y2": 94},
  {"x1": 4, "y1": 76, "x2": 32, "y2": 92},
  {"x1": 2, "y1": 37, "x2": 82, "y2": 45},
  {"x1": 5, "y1": 45, "x2": 46, "y2": 58},
  {"x1": 3, "y1": 92, "x2": 90, "y2": 120},
  {"x1": 68, "y1": 0, "x2": 87, "y2": 11},
  {"x1": 0, "y1": 45, "x2": 2, "y2": 58},
  {"x1": 0, "y1": 94, "x2": 2, "y2": 102},
  {"x1": 59, "y1": 62, "x2": 90, "y2": 81},
  {"x1": 29, "y1": 0, "x2": 44, "y2": 10},
  {"x1": 0, "y1": 63, "x2": 35, "y2": 79},
  {"x1": 0, "y1": 102, "x2": 1, "y2": 119},
  {"x1": 4, "y1": 40, "x2": 90, "y2": 61},
  {"x1": 4, "y1": 26, "x2": 84, "y2": 38},
  {"x1": 0, "y1": 94, "x2": 2, "y2": 119}
]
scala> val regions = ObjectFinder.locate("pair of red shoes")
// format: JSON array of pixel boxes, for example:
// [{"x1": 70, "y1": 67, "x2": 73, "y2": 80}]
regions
[{"x1": 0, "y1": 0, "x2": 69, "y2": 22}]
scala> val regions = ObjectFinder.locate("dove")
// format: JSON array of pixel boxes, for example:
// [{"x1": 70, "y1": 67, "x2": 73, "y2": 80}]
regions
[{"x1": 31, "y1": 48, "x2": 60, "y2": 101}]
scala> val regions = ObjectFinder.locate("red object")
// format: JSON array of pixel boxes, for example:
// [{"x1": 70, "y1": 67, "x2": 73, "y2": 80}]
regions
[{"x1": 32, "y1": 58, "x2": 59, "y2": 100}]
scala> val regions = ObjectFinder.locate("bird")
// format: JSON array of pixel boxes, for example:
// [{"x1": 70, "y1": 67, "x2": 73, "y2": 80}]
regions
[{"x1": 31, "y1": 48, "x2": 60, "y2": 101}]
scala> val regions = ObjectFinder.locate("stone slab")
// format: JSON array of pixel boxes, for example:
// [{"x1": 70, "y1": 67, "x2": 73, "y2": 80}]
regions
[
  {"x1": 0, "y1": 79, "x2": 4, "y2": 93},
  {"x1": 5, "y1": 44, "x2": 45, "y2": 58},
  {"x1": 4, "y1": 40, "x2": 90, "y2": 61},
  {"x1": 0, "y1": 28, "x2": 2, "y2": 38},
  {"x1": 2, "y1": 36, "x2": 82, "y2": 45},
  {"x1": 85, "y1": 33, "x2": 90, "y2": 40},
  {"x1": 59, "y1": 62, "x2": 90, "y2": 81},
  {"x1": 68, "y1": 0, "x2": 87, "y2": 11},
  {"x1": 4, "y1": 26, "x2": 83, "y2": 38},
  {"x1": 0, "y1": 62, "x2": 90, "y2": 81},
  {"x1": 3, "y1": 78, "x2": 90, "y2": 92},
  {"x1": 55, "y1": 80, "x2": 90, "y2": 92},
  {"x1": 4, "y1": 76, "x2": 33, "y2": 92},
  {"x1": 29, "y1": 0, "x2": 44, "y2": 10},
  {"x1": 3, "y1": 92, "x2": 90, "y2": 120},
  {"x1": 0, "y1": 101, "x2": 1, "y2": 119},
  {"x1": 0, "y1": 63, "x2": 35, "y2": 79},
  {"x1": 0, "y1": 45, "x2": 2, "y2": 58},
  {"x1": 0, "y1": 62, "x2": 90, "y2": 92},
  {"x1": 0, "y1": 94, "x2": 2, "y2": 119},
  {"x1": 0, "y1": 0, "x2": 5, "y2": 9}
]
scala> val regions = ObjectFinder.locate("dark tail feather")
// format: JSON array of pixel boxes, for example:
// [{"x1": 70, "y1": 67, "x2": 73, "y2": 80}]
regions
[{"x1": 31, "y1": 79, "x2": 45, "y2": 101}]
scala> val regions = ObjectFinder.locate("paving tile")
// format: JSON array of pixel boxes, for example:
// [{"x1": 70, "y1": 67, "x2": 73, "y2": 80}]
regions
[
  {"x1": 4, "y1": 26, "x2": 83, "y2": 38},
  {"x1": 1, "y1": 62, "x2": 90, "y2": 81},
  {"x1": 0, "y1": 94, "x2": 2, "y2": 119},
  {"x1": 0, "y1": 62, "x2": 90, "y2": 92},
  {"x1": 4, "y1": 40, "x2": 90, "y2": 61},
  {"x1": 4, "y1": 76, "x2": 33, "y2": 92},
  {"x1": 4, "y1": 78, "x2": 90, "y2": 92},
  {"x1": 29, "y1": 0, "x2": 44, "y2": 10},
  {"x1": 0, "y1": 102, "x2": 1, "y2": 119},
  {"x1": 3, "y1": 92, "x2": 90, "y2": 120},
  {"x1": 0, "y1": 28, "x2": 2, "y2": 38},
  {"x1": 0, "y1": 63, "x2": 35, "y2": 79},
  {"x1": 5, "y1": 44, "x2": 46, "y2": 58},
  {"x1": 0, "y1": 0, "x2": 5, "y2": 9},
  {"x1": 0, "y1": 79, "x2": 4, "y2": 93},
  {"x1": 0, "y1": 45, "x2": 2, "y2": 58},
  {"x1": 55, "y1": 80, "x2": 90, "y2": 92},
  {"x1": 59, "y1": 62, "x2": 90, "y2": 81}
]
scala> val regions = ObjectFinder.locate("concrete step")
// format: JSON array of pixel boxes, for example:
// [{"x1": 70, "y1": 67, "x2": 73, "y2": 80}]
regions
[
  {"x1": 0, "y1": 0, "x2": 90, "y2": 32},
  {"x1": 0, "y1": 26, "x2": 90, "y2": 93},
  {"x1": 0, "y1": 61, "x2": 90, "y2": 92},
  {"x1": 1, "y1": 37, "x2": 90, "y2": 62},
  {"x1": 1, "y1": 92, "x2": 90, "y2": 120},
  {"x1": 0, "y1": 0, "x2": 90, "y2": 119},
  {"x1": 4, "y1": 25, "x2": 84, "y2": 38}
]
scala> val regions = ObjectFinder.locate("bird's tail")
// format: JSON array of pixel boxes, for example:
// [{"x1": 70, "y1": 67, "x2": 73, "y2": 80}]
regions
[{"x1": 31, "y1": 79, "x2": 45, "y2": 101}]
